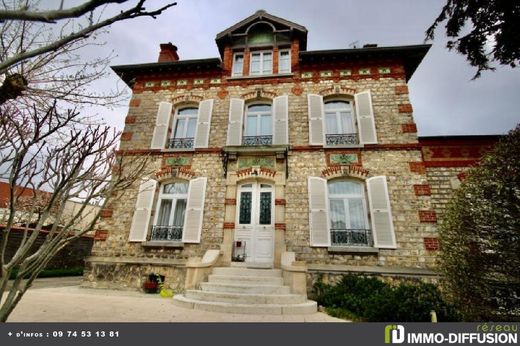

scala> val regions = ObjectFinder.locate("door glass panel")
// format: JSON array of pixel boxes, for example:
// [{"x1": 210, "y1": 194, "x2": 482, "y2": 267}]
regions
[
  {"x1": 186, "y1": 118, "x2": 197, "y2": 138},
  {"x1": 341, "y1": 111, "x2": 354, "y2": 134},
  {"x1": 329, "y1": 199, "x2": 346, "y2": 229},
  {"x1": 259, "y1": 115, "x2": 272, "y2": 135},
  {"x1": 348, "y1": 198, "x2": 365, "y2": 229},
  {"x1": 157, "y1": 199, "x2": 172, "y2": 226},
  {"x1": 246, "y1": 115, "x2": 257, "y2": 136},
  {"x1": 325, "y1": 113, "x2": 338, "y2": 134},
  {"x1": 239, "y1": 191, "x2": 252, "y2": 224},
  {"x1": 259, "y1": 192, "x2": 271, "y2": 225},
  {"x1": 172, "y1": 199, "x2": 187, "y2": 226},
  {"x1": 174, "y1": 118, "x2": 185, "y2": 137}
]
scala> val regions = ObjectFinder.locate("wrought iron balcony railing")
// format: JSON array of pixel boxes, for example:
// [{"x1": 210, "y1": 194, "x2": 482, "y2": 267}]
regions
[
  {"x1": 149, "y1": 225, "x2": 183, "y2": 242},
  {"x1": 325, "y1": 133, "x2": 359, "y2": 146},
  {"x1": 330, "y1": 229, "x2": 373, "y2": 247},
  {"x1": 168, "y1": 137, "x2": 194, "y2": 149},
  {"x1": 242, "y1": 135, "x2": 273, "y2": 146}
]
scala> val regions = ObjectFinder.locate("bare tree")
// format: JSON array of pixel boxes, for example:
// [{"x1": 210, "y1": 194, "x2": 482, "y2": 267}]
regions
[
  {"x1": 0, "y1": 0, "x2": 176, "y2": 108},
  {"x1": 0, "y1": 103, "x2": 151, "y2": 322}
]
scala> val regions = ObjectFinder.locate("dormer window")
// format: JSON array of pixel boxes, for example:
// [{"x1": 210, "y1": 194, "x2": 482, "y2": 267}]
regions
[
  {"x1": 232, "y1": 53, "x2": 244, "y2": 77},
  {"x1": 250, "y1": 51, "x2": 273, "y2": 75},
  {"x1": 279, "y1": 49, "x2": 291, "y2": 74}
]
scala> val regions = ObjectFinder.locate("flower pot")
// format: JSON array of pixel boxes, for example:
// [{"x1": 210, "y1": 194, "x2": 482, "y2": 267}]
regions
[{"x1": 143, "y1": 280, "x2": 158, "y2": 294}]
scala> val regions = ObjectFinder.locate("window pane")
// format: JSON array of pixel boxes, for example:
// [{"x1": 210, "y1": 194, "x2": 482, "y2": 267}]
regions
[
  {"x1": 259, "y1": 192, "x2": 271, "y2": 225},
  {"x1": 325, "y1": 113, "x2": 338, "y2": 134},
  {"x1": 239, "y1": 192, "x2": 252, "y2": 224},
  {"x1": 328, "y1": 180, "x2": 363, "y2": 195},
  {"x1": 341, "y1": 112, "x2": 354, "y2": 134},
  {"x1": 163, "y1": 182, "x2": 188, "y2": 194},
  {"x1": 324, "y1": 101, "x2": 349, "y2": 111},
  {"x1": 178, "y1": 108, "x2": 198, "y2": 116},
  {"x1": 259, "y1": 115, "x2": 272, "y2": 135},
  {"x1": 250, "y1": 53, "x2": 261, "y2": 74},
  {"x1": 262, "y1": 52, "x2": 273, "y2": 74},
  {"x1": 279, "y1": 51, "x2": 290, "y2": 73},
  {"x1": 157, "y1": 199, "x2": 172, "y2": 226},
  {"x1": 329, "y1": 199, "x2": 346, "y2": 229},
  {"x1": 248, "y1": 104, "x2": 271, "y2": 112},
  {"x1": 232, "y1": 54, "x2": 244, "y2": 76},
  {"x1": 186, "y1": 118, "x2": 197, "y2": 138},
  {"x1": 245, "y1": 115, "x2": 258, "y2": 136},
  {"x1": 348, "y1": 198, "x2": 366, "y2": 229},
  {"x1": 174, "y1": 119, "x2": 185, "y2": 138},
  {"x1": 172, "y1": 199, "x2": 186, "y2": 227}
]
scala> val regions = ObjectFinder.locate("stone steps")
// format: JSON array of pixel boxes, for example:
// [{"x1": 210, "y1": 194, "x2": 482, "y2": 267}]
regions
[
  {"x1": 185, "y1": 290, "x2": 306, "y2": 304},
  {"x1": 212, "y1": 267, "x2": 282, "y2": 277},
  {"x1": 200, "y1": 282, "x2": 291, "y2": 294},
  {"x1": 172, "y1": 266, "x2": 318, "y2": 315},
  {"x1": 173, "y1": 295, "x2": 317, "y2": 315},
  {"x1": 208, "y1": 274, "x2": 284, "y2": 286}
]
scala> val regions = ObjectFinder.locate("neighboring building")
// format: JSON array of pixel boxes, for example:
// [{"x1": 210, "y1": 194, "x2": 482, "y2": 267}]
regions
[
  {"x1": 0, "y1": 181, "x2": 98, "y2": 271},
  {"x1": 83, "y1": 11, "x2": 499, "y2": 298}
]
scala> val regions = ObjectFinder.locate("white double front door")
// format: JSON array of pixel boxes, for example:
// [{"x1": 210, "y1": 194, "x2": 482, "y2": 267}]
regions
[{"x1": 235, "y1": 182, "x2": 274, "y2": 264}]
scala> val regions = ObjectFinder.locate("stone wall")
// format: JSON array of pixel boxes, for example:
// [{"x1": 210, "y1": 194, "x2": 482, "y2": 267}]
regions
[
  {"x1": 4, "y1": 229, "x2": 93, "y2": 270},
  {"x1": 426, "y1": 166, "x2": 464, "y2": 223}
]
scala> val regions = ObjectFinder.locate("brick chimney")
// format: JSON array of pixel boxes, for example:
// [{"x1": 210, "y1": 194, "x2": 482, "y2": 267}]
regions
[{"x1": 158, "y1": 42, "x2": 179, "y2": 62}]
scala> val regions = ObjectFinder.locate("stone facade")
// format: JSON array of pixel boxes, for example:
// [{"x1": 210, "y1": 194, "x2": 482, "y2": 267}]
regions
[{"x1": 83, "y1": 10, "x2": 499, "y2": 292}]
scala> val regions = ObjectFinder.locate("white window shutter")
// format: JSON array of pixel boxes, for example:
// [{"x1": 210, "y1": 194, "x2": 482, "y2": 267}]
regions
[
  {"x1": 151, "y1": 102, "x2": 173, "y2": 149},
  {"x1": 182, "y1": 177, "x2": 207, "y2": 243},
  {"x1": 272, "y1": 95, "x2": 289, "y2": 145},
  {"x1": 355, "y1": 91, "x2": 378, "y2": 144},
  {"x1": 129, "y1": 179, "x2": 157, "y2": 242},
  {"x1": 308, "y1": 94, "x2": 324, "y2": 145},
  {"x1": 366, "y1": 176, "x2": 396, "y2": 249},
  {"x1": 308, "y1": 177, "x2": 331, "y2": 247},
  {"x1": 226, "y1": 98, "x2": 244, "y2": 146},
  {"x1": 194, "y1": 99, "x2": 214, "y2": 148}
]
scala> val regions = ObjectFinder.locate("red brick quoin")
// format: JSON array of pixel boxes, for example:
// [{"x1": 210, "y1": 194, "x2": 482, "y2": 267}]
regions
[
  {"x1": 125, "y1": 116, "x2": 137, "y2": 124},
  {"x1": 418, "y1": 210, "x2": 437, "y2": 223},
  {"x1": 129, "y1": 98, "x2": 141, "y2": 107},
  {"x1": 424, "y1": 237, "x2": 440, "y2": 251},
  {"x1": 395, "y1": 85, "x2": 409, "y2": 95},
  {"x1": 413, "y1": 184, "x2": 431, "y2": 196},
  {"x1": 401, "y1": 123, "x2": 417, "y2": 133},
  {"x1": 223, "y1": 222, "x2": 235, "y2": 229},
  {"x1": 121, "y1": 132, "x2": 133, "y2": 141},
  {"x1": 398, "y1": 103, "x2": 413, "y2": 113},
  {"x1": 409, "y1": 162, "x2": 426, "y2": 175},
  {"x1": 100, "y1": 208, "x2": 113, "y2": 218}
]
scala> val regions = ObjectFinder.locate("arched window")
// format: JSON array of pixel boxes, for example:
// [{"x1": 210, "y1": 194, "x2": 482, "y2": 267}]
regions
[
  {"x1": 243, "y1": 104, "x2": 272, "y2": 145},
  {"x1": 151, "y1": 182, "x2": 189, "y2": 241},
  {"x1": 324, "y1": 100, "x2": 357, "y2": 146},
  {"x1": 327, "y1": 179, "x2": 371, "y2": 246},
  {"x1": 169, "y1": 107, "x2": 198, "y2": 149}
]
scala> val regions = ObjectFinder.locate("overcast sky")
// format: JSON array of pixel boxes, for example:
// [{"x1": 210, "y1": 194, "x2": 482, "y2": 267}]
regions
[{"x1": 87, "y1": 0, "x2": 519, "y2": 137}]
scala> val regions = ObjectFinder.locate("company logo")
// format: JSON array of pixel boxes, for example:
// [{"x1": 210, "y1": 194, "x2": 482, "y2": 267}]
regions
[{"x1": 385, "y1": 325, "x2": 405, "y2": 344}]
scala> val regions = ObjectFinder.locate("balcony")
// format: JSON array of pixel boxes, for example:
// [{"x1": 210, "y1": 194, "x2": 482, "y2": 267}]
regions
[
  {"x1": 330, "y1": 229, "x2": 373, "y2": 247},
  {"x1": 149, "y1": 225, "x2": 183, "y2": 242},
  {"x1": 325, "y1": 133, "x2": 359, "y2": 146},
  {"x1": 168, "y1": 137, "x2": 194, "y2": 149},
  {"x1": 242, "y1": 135, "x2": 273, "y2": 146}
]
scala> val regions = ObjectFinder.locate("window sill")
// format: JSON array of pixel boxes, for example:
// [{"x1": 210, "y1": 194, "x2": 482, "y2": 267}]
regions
[
  {"x1": 328, "y1": 246, "x2": 379, "y2": 255},
  {"x1": 228, "y1": 73, "x2": 294, "y2": 80},
  {"x1": 161, "y1": 148, "x2": 195, "y2": 153},
  {"x1": 142, "y1": 241, "x2": 184, "y2": 248},
  {"x1": 324, "y1": 144, "x2": 363, "y2": 149}
]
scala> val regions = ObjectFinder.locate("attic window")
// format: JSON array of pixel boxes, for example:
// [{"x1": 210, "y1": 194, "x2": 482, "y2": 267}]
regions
[{"x1": 247, "y1": 23, "x2": 274, "y2": 45}]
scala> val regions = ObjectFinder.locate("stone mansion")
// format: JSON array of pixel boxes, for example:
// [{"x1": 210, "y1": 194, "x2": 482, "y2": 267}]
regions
[{"x1": 83, "y1": 11, "x2": 498, "y2": 311}]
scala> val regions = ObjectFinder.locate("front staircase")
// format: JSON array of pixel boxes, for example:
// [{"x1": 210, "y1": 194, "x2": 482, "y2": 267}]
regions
[{"x1": 173, "y1": 266, "x2": 317, "y2": 314}]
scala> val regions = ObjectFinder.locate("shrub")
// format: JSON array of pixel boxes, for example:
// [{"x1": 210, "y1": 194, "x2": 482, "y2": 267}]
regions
[{"x1": 312, "y1": 274, "x2": 460, "y2": 322}]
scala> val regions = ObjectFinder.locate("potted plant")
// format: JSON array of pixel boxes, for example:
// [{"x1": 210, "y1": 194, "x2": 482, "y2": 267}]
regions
[{"x1": 142, "y1": 273, "x2": 163, "y2": 293}]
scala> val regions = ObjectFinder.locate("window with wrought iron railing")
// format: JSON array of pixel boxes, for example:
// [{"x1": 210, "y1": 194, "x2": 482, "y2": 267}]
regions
[
  {"x1": 328, "y1": 179, "x2": 372, "y2": 247},
  {"x1": 170, "y1": 107, "x2": 197, "y2": 149},
  {"x1": 324, "y1": 100, "x2": 359, "y2": 146},
  {"x1": 151, "y1": 182, "x2": 188, "y2": 242},
  {"x1": 243, "y1": 104, "x2": 272, "y2": 146}
]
